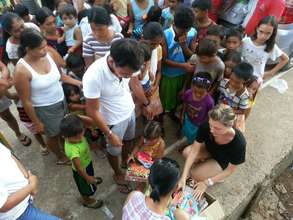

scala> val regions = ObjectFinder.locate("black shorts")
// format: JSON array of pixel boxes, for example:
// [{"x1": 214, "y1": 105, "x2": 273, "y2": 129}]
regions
[{"x1": 72, "y1": 162, "x2": 96, "y2": 196}]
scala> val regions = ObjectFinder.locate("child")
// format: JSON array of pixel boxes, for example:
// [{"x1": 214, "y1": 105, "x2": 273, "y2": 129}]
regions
[
  {"x1": 225, "y1": 27, "x2": 243, "y2": 53},
  {"x1": 58, "y1": 4, "x2": 83, "y2": 54},
  {"x1": 245, "y1": 75, "x2": 259, "y2": 118},
  {"x1": 180, "y1": 72, "x2": 214, "y2": 144},
  {"x1": 161, "y1": 6, "x2": 196, "y2": 114},
  {"x1": 192, "y1": 0, "x2": 215, "y2": 43},
  {"x1": 54, "y1": 0, "x2": 69, "y2": 27},
  {"x1": 206, "y1": 24, "x2": 225, "y2": 58},
  {"x1": 62, "y1": 83, "x2": 85, "y2": 115},
  {"x1": 128, "y1": 120, "x2": 165, "y2": 162},
  {"x1": 161, "y1": 0, "x2": 182, "y2": 30},
  {"x1": 242, "y1": 16, "x2": 289, "y2": 84},
  {"x1": 222, "y1": 50, "x2": 242, "y2": 79},
  {"x1": 218, "y1": 62, "x2": 253, "y2": 131},
  {"x1": 189, "y1": 38, "x2": 225, "y2": 93},
  {"x1": 60, "y1": 114, "x2": 103, "y2": 209},
  {"x1": 66, "y1": 53, "x2": 85, "y2": 81}
]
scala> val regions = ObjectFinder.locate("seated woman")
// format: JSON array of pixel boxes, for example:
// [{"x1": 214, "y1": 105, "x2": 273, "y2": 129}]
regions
[
  {"x1": 178, "y1": 104, "x2": 246, "y2": 200},
  {"x1": 123, "y1": 158, "x2": 189, "y2": 220}
]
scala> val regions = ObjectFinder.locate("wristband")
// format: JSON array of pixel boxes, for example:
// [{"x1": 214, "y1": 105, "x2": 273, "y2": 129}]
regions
[{"x1": 207, "y1": 178, "x2": 214, "y2": 187}]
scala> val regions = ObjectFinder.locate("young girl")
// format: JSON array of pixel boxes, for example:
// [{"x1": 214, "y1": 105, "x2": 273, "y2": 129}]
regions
[
  {"x1": 58, "y1": 4, "x2": 83, "y2": 54},
  {"x1": 245, "y1": 75, "x2": 259, "y2": 118},
  {"x1": 222, "y1": 50, "x2": 242, "y2": 79},
  {"x1": 242, "y1": 16, "x2": 289, "y2": 84},
  {"x1": 62, "y1": 83, "x2": 85, "y2": 115},
  {"x1": 180, "y1": 72, "x2": 214, "y2": 144},
  {"x1": 128, "y1": 120, "x2": 165, "y2": 162}
]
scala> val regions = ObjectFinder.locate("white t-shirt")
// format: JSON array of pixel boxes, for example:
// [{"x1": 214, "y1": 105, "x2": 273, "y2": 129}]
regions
[
  {"x1": 242, "y1": 37, "x2": 283, "y2": 79},
  {"x1": 0, "y1": 143, "x2": 29, "y2": 220},
  {"x1": 82, "y1": 55, "x2": 135, "y2": 125}
]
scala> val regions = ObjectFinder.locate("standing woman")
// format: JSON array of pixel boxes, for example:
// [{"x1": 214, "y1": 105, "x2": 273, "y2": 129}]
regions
[
  {"x1": 127, "y1": 0, "x2": 154, "y2": 37},
  {"x1": 14, "y1": 29, "x2": 69, "y2": 164}
]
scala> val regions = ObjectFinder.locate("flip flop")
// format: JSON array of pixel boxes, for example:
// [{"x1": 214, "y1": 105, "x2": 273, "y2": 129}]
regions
[
  {"x1": 95, "y1": 177, "x2": 103, "y2": 185},
  {"x1": 40, "y1": 145, "x2": 50, "y2": 156},
  {"x1": 18, "y1": 134, "x2": 32, "y2": 147},
  {"x1": 56, "y1": 160, "x2": 71, "y2": 166},
  {"x1": 83, "y1": 200, "x2": 103, "y2": 209}
]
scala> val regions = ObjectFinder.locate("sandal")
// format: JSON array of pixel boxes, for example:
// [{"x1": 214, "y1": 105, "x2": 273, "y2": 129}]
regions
[
  {"x1": 83, "y1": 200, "x2": 103, "y2": 209},
  {"x1": 56, "y1": 159, "x2": 71, "y2": 166},
  {"x1": 18, "y1": 134, "x2": 32, "y2": 147},
  {"x1": 117, "y1": 184, "x2": 132, "y2": 194},
  {"x1": 40, "y1": 145, "x2": 50, "y2": 156},
  {"x1": 95, "y1": 177, "x2": 103, "y2": 185}
]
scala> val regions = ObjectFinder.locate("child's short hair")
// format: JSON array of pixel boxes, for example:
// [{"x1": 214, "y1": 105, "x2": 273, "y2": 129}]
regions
[
  {"x1": 60, "y1": 114, "x2": 84, "y2": 138},
  {"x1": 225, "y1": 27, "x2": 244, "y2": 41},
  {"x1": 233, "y1": 62, "x2": 254, "y2": 81},
  {"x1": 59, "y1": 4, "x2": 77, "y2": 18},
  {"x1": 14, "y1": 4, "x2": 29, "y2": 18},
  {"x1": 246, "y1": 75, "x2": 258, "y2": 87},
  {"x1": 197, "y1": 38, "x2": 217, "y2": 57},
  {"x1": 66, "y1": 53, "x2": 85, "y2": 70},
  {"x1": 207, "y1": 25, "x2": 225, "y2": 40},
  {"x1": 88, "y1": 6, "x2": 111, "y2": 26},
  {"x1": 142, "y1": 22, "x2": 163, "y2": 40},
  {"x1": 191, "y1": 0, "x2": 212, "y2": 10},
  {"x1": 62, "y1": 83, "x2": 80, "y2": 103},
  {"x1": 174, "y1": 6, "x2": 194, "y2": 30},
  {"x1": 140, "y1": 41, "x2": 152, "y2": 62},
  {"x1": 192, "y1": 72, "x2": 212, "y2": 89},
  {"x1": 223, "y1": 50, "x2": 242, "y2": 64},
  {"x1": 145, "y1": 5, "x2": 162, "y2": 23},
  {"x1": 144, "y1": 121, "x2": 162, "y2": 139}
]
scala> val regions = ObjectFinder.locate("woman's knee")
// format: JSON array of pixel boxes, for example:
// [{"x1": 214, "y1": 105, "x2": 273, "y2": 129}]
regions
[{"x1": 182, "y1": 146, "x2": 191, "y2": 159}]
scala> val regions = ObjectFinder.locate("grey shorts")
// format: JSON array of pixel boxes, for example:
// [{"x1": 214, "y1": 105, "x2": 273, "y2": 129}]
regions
[
  {"x1": 106, "y1": 110, "x2": 136, "y2": 156},
  {"x1": 35, "y1": 100, "x2": 67, "y2": 137},
  {"x1": 0, "y1": 96, "x2": 12, "y2": 113}
]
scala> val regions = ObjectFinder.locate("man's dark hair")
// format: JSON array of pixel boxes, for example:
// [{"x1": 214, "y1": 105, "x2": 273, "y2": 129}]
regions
[
  {"x1": 88, "y1": 6, "x2": 111, "y2": 26},
  {"x1": 14, "y1": 4, "x2": 29, "y2": 18},
  {"x1": 197, "y1": 38, "x2": 217, "y2": 57},
  {"x1": 207, "y1": 25, "x2": 225, "y2": 40},
  {"x1": 233, "y1": 62, "x2": 254, "y2": 81},
  {"x1": 59, "y1": 4, "x2": 77, "y2": 18},
  {"x1": 35, "y1": 7, "x2": 54, "y2": 25},
  {"x1": 174, "y1": 6, "x2": 194, "y2": 30},
  {"x1": 110, "y1": 39, "x2": 144, "y2": 71},
  {"x1": 225, "y1": 27, "x2": 244, "y2": 41},
  {"x1": 191, "y1": 0, "x2": 212, "y2": 10},
  {"x1": 60, "y1": 114, "x2": 84, "y2": 138},
  {"x1": 142, "y1": 22, "x2": 163, "y2": 40}
]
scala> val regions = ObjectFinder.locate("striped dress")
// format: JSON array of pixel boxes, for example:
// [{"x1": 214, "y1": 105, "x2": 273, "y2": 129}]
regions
[{"x1": 82, "y1": 32, "x2": 123, "y2": 60}]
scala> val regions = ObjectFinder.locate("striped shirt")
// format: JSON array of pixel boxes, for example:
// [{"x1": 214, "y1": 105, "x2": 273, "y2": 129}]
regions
[
  {"x1": 82, "y1": 32, "x2": 123, "y2": 59},
  {"x1": 218, "y1": 79, "x2": 250, "y2": 111},
  {"x1": 122, "y1": 191, "x2": 171, "y2": 220}
]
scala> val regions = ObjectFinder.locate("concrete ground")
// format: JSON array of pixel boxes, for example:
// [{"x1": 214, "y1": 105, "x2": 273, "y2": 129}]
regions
[{"x1": 1, "y1": 69, "x2": 293, "y2": 220}]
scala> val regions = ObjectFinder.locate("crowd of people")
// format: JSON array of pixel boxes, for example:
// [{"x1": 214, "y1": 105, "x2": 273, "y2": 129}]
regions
[{"x1": 0, "y1": 0, "x2": 290, "y2": 219}]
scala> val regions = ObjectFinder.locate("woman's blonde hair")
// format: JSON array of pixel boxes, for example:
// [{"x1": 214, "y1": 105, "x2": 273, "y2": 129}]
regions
[{"x1": 208, "y1": 104, "x2": 235, "y2": 127}]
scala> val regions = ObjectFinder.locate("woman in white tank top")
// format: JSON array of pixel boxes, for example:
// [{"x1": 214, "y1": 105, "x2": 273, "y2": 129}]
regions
[{"x1": 14, "y1": 28, "x2": 69, "y2": 165}]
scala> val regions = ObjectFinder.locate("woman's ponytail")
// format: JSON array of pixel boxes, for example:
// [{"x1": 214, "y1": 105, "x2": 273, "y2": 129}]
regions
[{"x1": 150, "y1": 185, "x2": 160, "y2": 202}]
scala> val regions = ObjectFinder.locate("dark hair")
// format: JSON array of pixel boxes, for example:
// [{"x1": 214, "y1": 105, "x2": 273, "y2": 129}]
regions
[
  {"x1": 18, "y1": 28, "x2": 45, "y2": 58},
  {"x1": 207, "y1": 25, "x2": 225, "y2": 40},
  {"x1": 102, "y1": 3, "x2": 114, "y2": 14},
  {"x1": 232, "y1": 62, "x2": 254, "y2": 81},
  {"x1": 1, "y1": 12, "x2": 21, "y2": 34},
  {"x1": 252, "y1": 16, "x2": 278, "y2": 52},
  {"x1": 110, "y1": 39, "x2": 144, "y2": 71},
  {"x1": 197, "y1": 38, "x2": 217, "y2": 57},
  {"x1": 66, "y1": 53, "x2": 85, "y2": 69},
  {"x1": 59, "y1": 4, "x2": 77, "y2": 18},
  {"x1": 60, "y1": 114, "x2": 84, "y2": 138},
  {"x1": 35, "y1": 7, "x2": 54, "y2": 25},
  {"x1": 191, "y1": 0, "x2": 212, "y2": 10},
  {"x1": 88, "y1": 6, "x2": 111, "y2": 26},
  {"x1": 225, "y1": 27, "x2": 244, "y2": 41},
  {"x1": 62, "y1": 83, "x2": 81, "y2": 103},
  {"x1": 140, "y1": 41, "x2": 152, "y2": 62},
  {"x1": 174, "y1": 6, "x2": 194, "y2": 30},
  {"x1": 14, "y1": 4, "x2": 29, "y2": 18},
  {"x1": 77, "y1": 9, "x2": 90, "y2": 23},
  {"x1": 192, "y1": 71, "x2": 212, "y2": 89},
  {"x1": 145, "y1": 5, "x2": 162, "y2": 23},
  {"x1": 223, "y1": 50, "x2": 242, "y2": 64},
  {"x1": 144, "y1": 121, "x2": 162, "y2": 139},
  {"x1": 149, "y1": 158, "x2": 180, "y2": 202},
  {"x1": 142, "y1": 22, "x2": 163, "y2": 40}
]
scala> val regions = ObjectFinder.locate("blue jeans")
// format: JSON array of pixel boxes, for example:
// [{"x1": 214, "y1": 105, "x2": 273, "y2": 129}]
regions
[{"x1": 17, "y1": 201, "x2": 60, "y2": 220}]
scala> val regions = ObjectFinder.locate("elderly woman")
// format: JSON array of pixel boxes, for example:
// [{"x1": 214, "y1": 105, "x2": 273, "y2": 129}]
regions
[{"x1": 178, "y1": 104, "x2": 246, "y2": 199}]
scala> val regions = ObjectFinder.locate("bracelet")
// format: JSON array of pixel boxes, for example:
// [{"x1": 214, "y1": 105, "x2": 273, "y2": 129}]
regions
[{"x1": 207, "y1": 178, "x2": 214, "y2": 187}]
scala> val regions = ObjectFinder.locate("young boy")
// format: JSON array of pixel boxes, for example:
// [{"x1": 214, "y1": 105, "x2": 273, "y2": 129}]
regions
[
  {"x1": 58, "y1": 4, "x2": 83, "y2": 54},
  {"x1": 60, "y1": 114, "x2": 103, "y2": 209},
  {"x1": 161, "y1": 5, "x2": 197, "y2": 113},
  {"x1": 192, "y1": 0, "x2": 215, "y2": 43},
  {"x1": 218, "y1": 62, "x2": 253, "y2": 131},
  {"x1": 189, "y1": 38, "x2": 225, "y2": 93}
]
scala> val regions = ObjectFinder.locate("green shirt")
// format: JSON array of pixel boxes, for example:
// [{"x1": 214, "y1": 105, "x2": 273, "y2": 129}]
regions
[{"x1": 65, "y1": 137, "x2": 92, "y2": 171}]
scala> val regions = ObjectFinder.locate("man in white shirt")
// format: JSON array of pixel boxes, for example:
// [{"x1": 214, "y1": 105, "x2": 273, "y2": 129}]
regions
[
  {"x1": 83, "y1": 39, "x2": 153, "y2": 187},
  {"x1": 0, "y1": 143, "x2": 60, "y2": 220}
]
